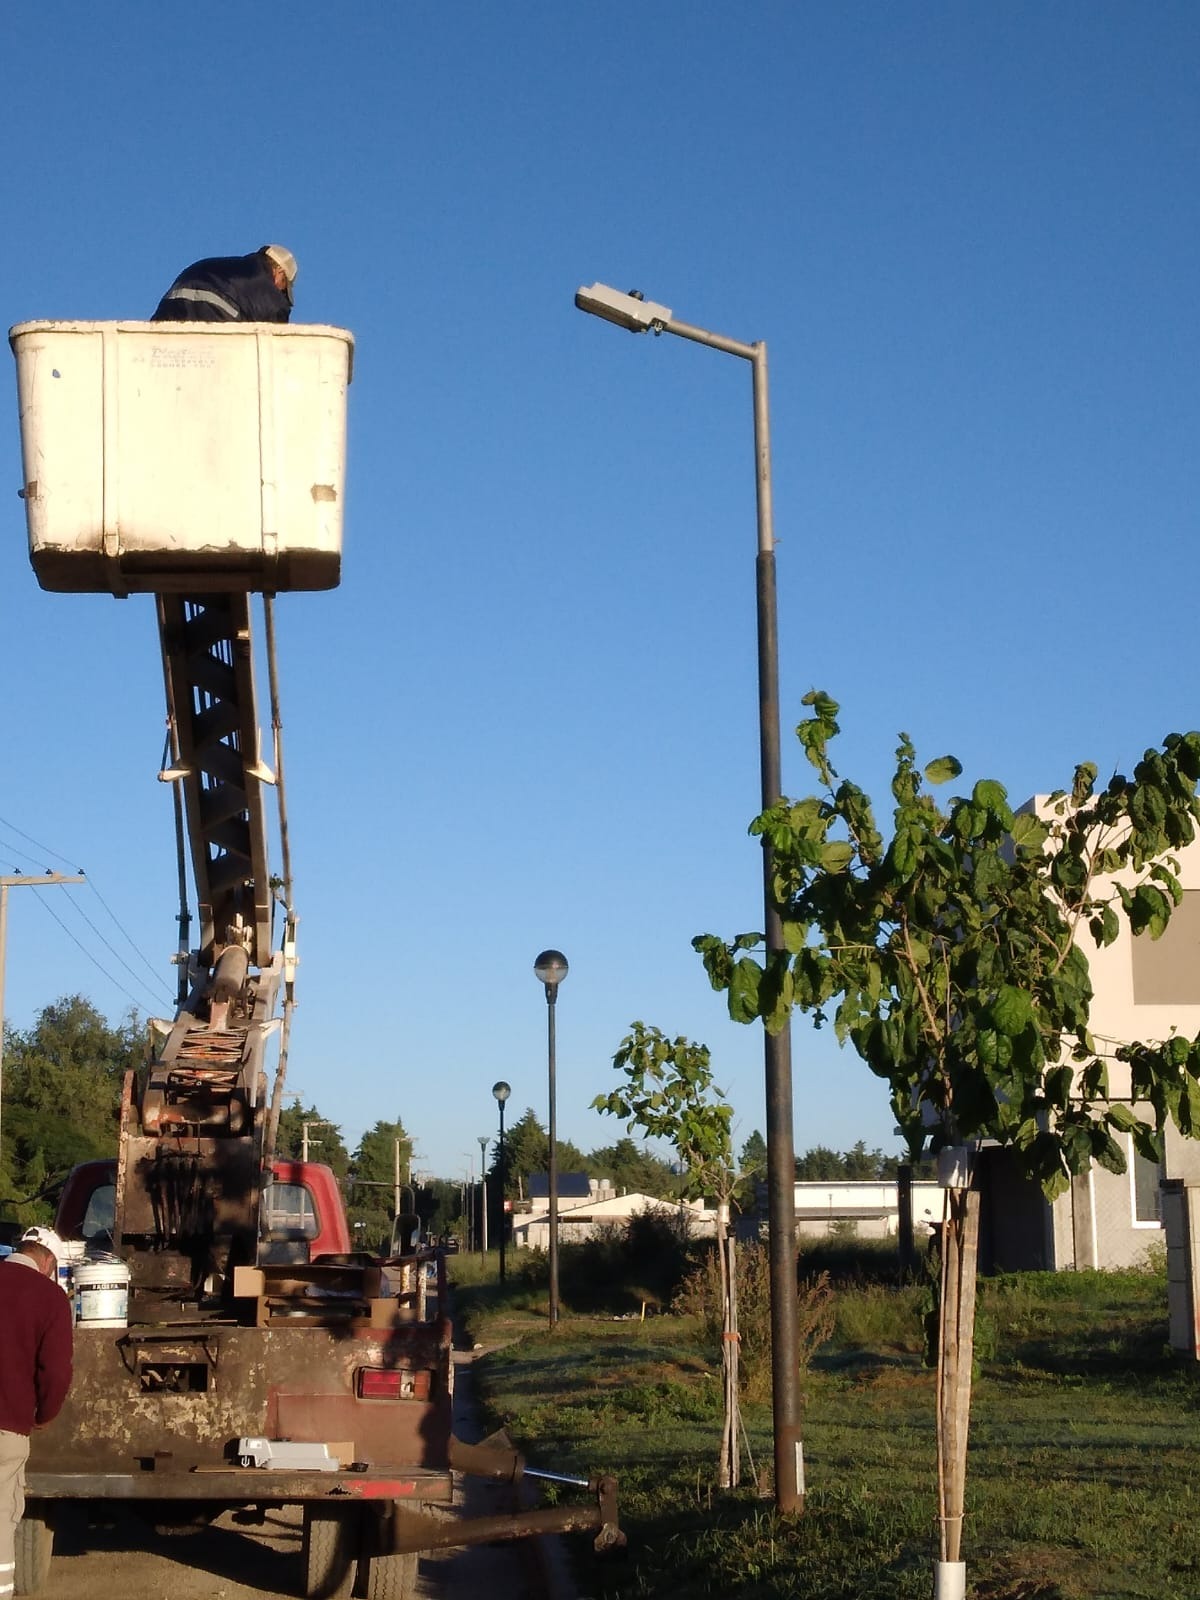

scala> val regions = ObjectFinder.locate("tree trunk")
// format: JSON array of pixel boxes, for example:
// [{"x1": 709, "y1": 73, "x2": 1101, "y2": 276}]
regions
[{"x1": 936, "y1": 1185, "x2": 980, "y2": 1565}]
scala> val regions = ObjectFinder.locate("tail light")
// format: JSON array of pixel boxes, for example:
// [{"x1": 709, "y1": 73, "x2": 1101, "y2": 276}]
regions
[{"x1": 357, "y1": 1367, "x2": 432, "y2": 1401}]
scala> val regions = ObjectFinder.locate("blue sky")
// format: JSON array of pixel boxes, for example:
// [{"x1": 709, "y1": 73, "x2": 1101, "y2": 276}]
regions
[{"x1": 2, "y1": 4, "x2": 1197, "y2": 1182}]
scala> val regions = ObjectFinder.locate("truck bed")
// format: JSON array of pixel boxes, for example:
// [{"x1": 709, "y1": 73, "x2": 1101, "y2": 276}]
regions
[{"x1": 29, "y1": 1308, "x2": 454, "y2": 1495}]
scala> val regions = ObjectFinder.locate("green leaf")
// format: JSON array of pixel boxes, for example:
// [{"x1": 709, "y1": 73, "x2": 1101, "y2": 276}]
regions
[
  {"x1": 1092, "y1": 1131, "x2": 1127, "y2": 1176},
  {"x1": 1130, "y1": 883, "x2": 1172, "y2": 940},
  {"x1": 819, "y1": 840, "x2": 855, "y2": 873},
  {"x1": 728, "y1": 958, "x2": 763, "y2": 1024},
  {"x1": 892, "y1": 826, "x2": 919, "y2": 878},
  {"x1": 992, "y1": 985, "x2": 1033, "y2": 1037},
  {"x1": 1010, "y1": 813, "x2": 1049, "y2": 853},
  {"x1": 924, "y1": 755, "x2": 963, "y2": 785},
  {"x1": 972, "y1": 778, "x2": 1011, "y2": 817},
  {"x1": 1071, "y1": 762, "x2": 1098, "y2": 806}
]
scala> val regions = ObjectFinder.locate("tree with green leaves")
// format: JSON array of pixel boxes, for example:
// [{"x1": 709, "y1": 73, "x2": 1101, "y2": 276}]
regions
[
  {"x1": 275, "y1": 1102, "x2": 351, "y2": 1176},
  {"x1": 739, "y1": 1129, "x2": 767, "y2": 1178},
  {"x1": 1, "y1": 996, "x2": 140, "y2": 1223},
  {"x1": 500, "y1": 1108, "x2": 547, "y2": 1199},
  {"x1": 694, "y1": 691, "x2": 1200, "y2": 1578},
  {"x1": 594, "y1": 1023, "x2": 744, "y2": 1488},
  {"x1": 587, "y1": 1137, "x2": 679, "y2": 1199},
  {"x1": 347, "y1": 1118, "x2": 412, "y2": 1251},
  {"x1": 497, "y1": 1108, "x2": 587, "y2": 1200}
]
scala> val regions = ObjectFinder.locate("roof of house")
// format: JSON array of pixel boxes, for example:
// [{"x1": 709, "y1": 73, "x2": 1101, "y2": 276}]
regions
[{"x1": 527, "y1": 1173, "x2": 591, "y2": 1200}]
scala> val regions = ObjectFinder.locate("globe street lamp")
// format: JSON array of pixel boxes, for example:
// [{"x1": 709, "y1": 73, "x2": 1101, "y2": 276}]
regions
[
  {"x1": 492, "y1": 1080, "x2": 511, "y2": 1283},
  {"x1": 574, "y1": 283, "x2": 802, "y2": 1514},
  {"x1": 477, "y1": 1134, "x2": 490, "y2": 1255},
  {"x1": 533, "y1": 949, "x2": 568, "y2": 1326}
]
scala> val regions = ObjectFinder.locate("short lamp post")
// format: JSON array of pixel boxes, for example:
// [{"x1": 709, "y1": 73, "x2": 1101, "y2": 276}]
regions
[
  {"x1": 575, "y1": 282, "x2": 802, "y2": 1514},
  {"x1": 477, "y1": 1134, "x2": 490, "y2": 1254},
  {"x1": 492, "y1": 1080, "x2": 511, "y2": 1282},
  {"x1": 533, "y1": 949, "x2": 568, "y2": 1326}
]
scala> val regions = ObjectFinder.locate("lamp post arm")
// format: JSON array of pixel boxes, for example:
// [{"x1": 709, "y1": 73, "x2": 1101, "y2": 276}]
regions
[{"x1": 660, "y1": 316, "x2": 757, "y2": 364}]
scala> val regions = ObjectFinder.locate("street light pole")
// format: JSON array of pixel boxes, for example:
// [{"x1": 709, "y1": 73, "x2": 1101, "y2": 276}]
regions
[
  {"x1": 477, "y1": 1135, "x2": 490, "y2": 1254},
  {"x1": 533, "y1": 950, "x2": 568, "y2": 1327},
  {"x1": 462, "y1": 1153, "x2": 475, "y2": 1252},
  {"x1": 492, "y1": 1080, "x2": 511, "y2": 1283},
  {"x1": 574, "y1": 284, "x2": 802, "y2": 1513}
]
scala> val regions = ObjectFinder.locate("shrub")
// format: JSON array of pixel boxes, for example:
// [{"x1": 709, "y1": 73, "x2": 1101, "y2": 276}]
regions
[{"x1": 675, "y1": 1241, "x2": 835, "y2": 1400}]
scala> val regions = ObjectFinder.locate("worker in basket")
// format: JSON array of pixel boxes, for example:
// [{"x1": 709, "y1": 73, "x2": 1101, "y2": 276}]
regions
[{"x1": 152, "y1": 244, "x2": 297, "y2": 323}]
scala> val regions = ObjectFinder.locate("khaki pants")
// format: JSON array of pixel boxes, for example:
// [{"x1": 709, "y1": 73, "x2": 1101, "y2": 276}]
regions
[{"x1": 0, "y1": 1430, "x2": 30, "y2": 1598}]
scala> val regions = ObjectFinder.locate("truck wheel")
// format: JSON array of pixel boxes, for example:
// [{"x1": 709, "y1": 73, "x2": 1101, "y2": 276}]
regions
[
  {"x1": 301, "y1": 1505, "x2": 359, "y2": 1600},
  {"x1": 358, "y1": 1551, "x2": 418, "y2": 1600},
  {"x1": 14, "y1": 1511, "x2": 54, "y2": 1596}
]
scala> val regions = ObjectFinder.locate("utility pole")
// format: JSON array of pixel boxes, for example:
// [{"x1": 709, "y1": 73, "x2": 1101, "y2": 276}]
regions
[
  {"x1": 300, "y1": 1118, "x2": 328, "y2": 1161},
  {"x1": 0, "y1": 873, "x2": 86, "y2": 1153}
]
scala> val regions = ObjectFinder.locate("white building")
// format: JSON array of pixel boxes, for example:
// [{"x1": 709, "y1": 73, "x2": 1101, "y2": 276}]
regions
[
  {"x1": 511, "y1": 1175, "x2": 717, "y2": 1249},
  {"x1": 792, "y1": 1179, "x2": 944, "y2": 1241}
]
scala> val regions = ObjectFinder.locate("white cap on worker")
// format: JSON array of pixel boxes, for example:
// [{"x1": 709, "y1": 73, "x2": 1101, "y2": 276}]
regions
[
  {"x1": 263, "y1": 244, "x2": 298, "y2": 303},
  {"x1": 21, "y1": 1225, "x2": 64, "y2": 1260}
]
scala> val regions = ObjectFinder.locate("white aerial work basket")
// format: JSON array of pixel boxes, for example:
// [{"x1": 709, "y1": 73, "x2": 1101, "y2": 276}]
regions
[{"x1": 9, "y1": 320, "x2": 354, "y2": 594}]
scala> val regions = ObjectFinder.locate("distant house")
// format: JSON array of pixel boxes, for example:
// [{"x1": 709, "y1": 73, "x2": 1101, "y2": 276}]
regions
[
  {"x1": 791, "y1": 1179, "x2": 943, "y2": 1241},
  {"x1": 511, "y1": 1174, "x2": 716, "y2": 1248},
  {"x1": 982, "y1": 800, "x2": 1200, "y2": 1272}
]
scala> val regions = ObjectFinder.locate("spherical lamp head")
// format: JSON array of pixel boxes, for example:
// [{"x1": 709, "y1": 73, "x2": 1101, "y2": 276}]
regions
[
  {"x1": 533, "y1": 949, "x2": 569, "y2": 989},
  {"x1": 492, "y1": 1080, "x2": 511, "y2": 1104}
]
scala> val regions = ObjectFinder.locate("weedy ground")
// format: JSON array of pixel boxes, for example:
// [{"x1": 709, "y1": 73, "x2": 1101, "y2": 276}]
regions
[{"x1": 451, "y1": 1245, "x2": 1200, "y2": 1600}]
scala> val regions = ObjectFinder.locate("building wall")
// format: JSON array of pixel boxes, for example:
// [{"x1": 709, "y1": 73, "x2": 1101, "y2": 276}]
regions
[
  {"x1": 791, "y1": 1180, "x2": 944, "y2": 1241},
  {"x1": 511, "y1": 1192, "x2": 715, "y2": 1249},
  {"x1": 1012, "y1": 801, "x2": 1200, "y2": 1269}
]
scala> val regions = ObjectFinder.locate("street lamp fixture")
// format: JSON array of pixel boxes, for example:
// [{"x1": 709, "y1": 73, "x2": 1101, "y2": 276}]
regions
[
  {"x1": 533, "y1": 949, "x2": 568, "y2": 1326},
  {"x1": 575, "y1": 281, "x2": 802, "y2": 1514},
  {"x1": 492, "y1": 1080, "x2": 511, "y2": 1283},
  {"x1": 477, "y1": 1134, "x2": 490, "y2": 1255},
  {"x1": 573, "y1": 283, "x2": 672, "y2": 333}
]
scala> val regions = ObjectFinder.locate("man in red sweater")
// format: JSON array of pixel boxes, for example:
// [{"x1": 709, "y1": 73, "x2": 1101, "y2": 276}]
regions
[{"x1": 0, "y1": 1240, "x2": 73, "y2": 1597}]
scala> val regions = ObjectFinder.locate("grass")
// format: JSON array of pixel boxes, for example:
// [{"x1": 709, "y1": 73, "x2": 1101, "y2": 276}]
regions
[{"x1": 450, "y1": 1252, "x2": 1200, "y2": 1600}]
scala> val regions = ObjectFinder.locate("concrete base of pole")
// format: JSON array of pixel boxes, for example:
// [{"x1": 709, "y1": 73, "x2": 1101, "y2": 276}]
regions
[{"x1": 933, "y1": 1560, "x2": 966, "y2": 1600}]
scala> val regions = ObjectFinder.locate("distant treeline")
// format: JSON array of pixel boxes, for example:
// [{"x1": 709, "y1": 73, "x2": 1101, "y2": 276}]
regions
[{"x1": 0, "y1": 996, "x2": 914, "y2": 1238}]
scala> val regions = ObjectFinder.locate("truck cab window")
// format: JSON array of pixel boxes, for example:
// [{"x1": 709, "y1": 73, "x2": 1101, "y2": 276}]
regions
[
  {"x1": 82, "y1": 1182, "x2": 116, "y2": 1242},
  {"x1": 262, "y1": 1184, "x2": 320, "y2": 1241}
]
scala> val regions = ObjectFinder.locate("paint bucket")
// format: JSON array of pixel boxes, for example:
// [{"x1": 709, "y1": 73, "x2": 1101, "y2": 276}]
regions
[
  {"x1": 57, "y1": 1239, "x2": 86, "y2": 1297},
  {"x1": 74, "y1": 1258, "x2": 130, "y2": 1329}
]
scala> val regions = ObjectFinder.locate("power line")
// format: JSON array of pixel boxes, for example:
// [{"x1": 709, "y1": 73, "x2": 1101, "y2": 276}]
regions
[
  {"x1": 0, "y1": 814, "x2": 82, "y2": 872},
  {"x1": 0, "y1": 815, "x2": 173, "y2": 1006},
  {"x1": 59, "y1": 890, "x2": 173, "y2": 1007},
  {"x1": 83, "y1": 879, "x2": 174, "y2": 999},
  {"x1": 31, "y1": 885, "x2": 161, "y2": 1015},
  {"x1": 0, "y1": 832, "x2": 56, "y2": 875}
]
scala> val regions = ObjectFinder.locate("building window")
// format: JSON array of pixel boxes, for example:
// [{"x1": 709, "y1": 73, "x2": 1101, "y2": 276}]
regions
[
  {"x1": 1131, "y1": 888, "x2": 1200, "y2": 1003},
  {"x1": 1130, "y1": 1140, "x2": 1164, "y2": 1227}
]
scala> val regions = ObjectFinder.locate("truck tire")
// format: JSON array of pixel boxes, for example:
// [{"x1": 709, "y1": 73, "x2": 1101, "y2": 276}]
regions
[
  {"x1": 358, "y1": 1551, "x2": 418, "y2": 1600},
  {"x1": 14, "y1": 1510, "x2": 54, "y2": 1596},
  {"x1": 301, "y1": 1504, "x2": 359, "y2": 1600}
]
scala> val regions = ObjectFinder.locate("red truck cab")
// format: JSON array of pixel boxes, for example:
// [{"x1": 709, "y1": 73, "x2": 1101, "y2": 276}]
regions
[{"x1": 55, "y1": 1157, "x2": 352, "y2": 1262}]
